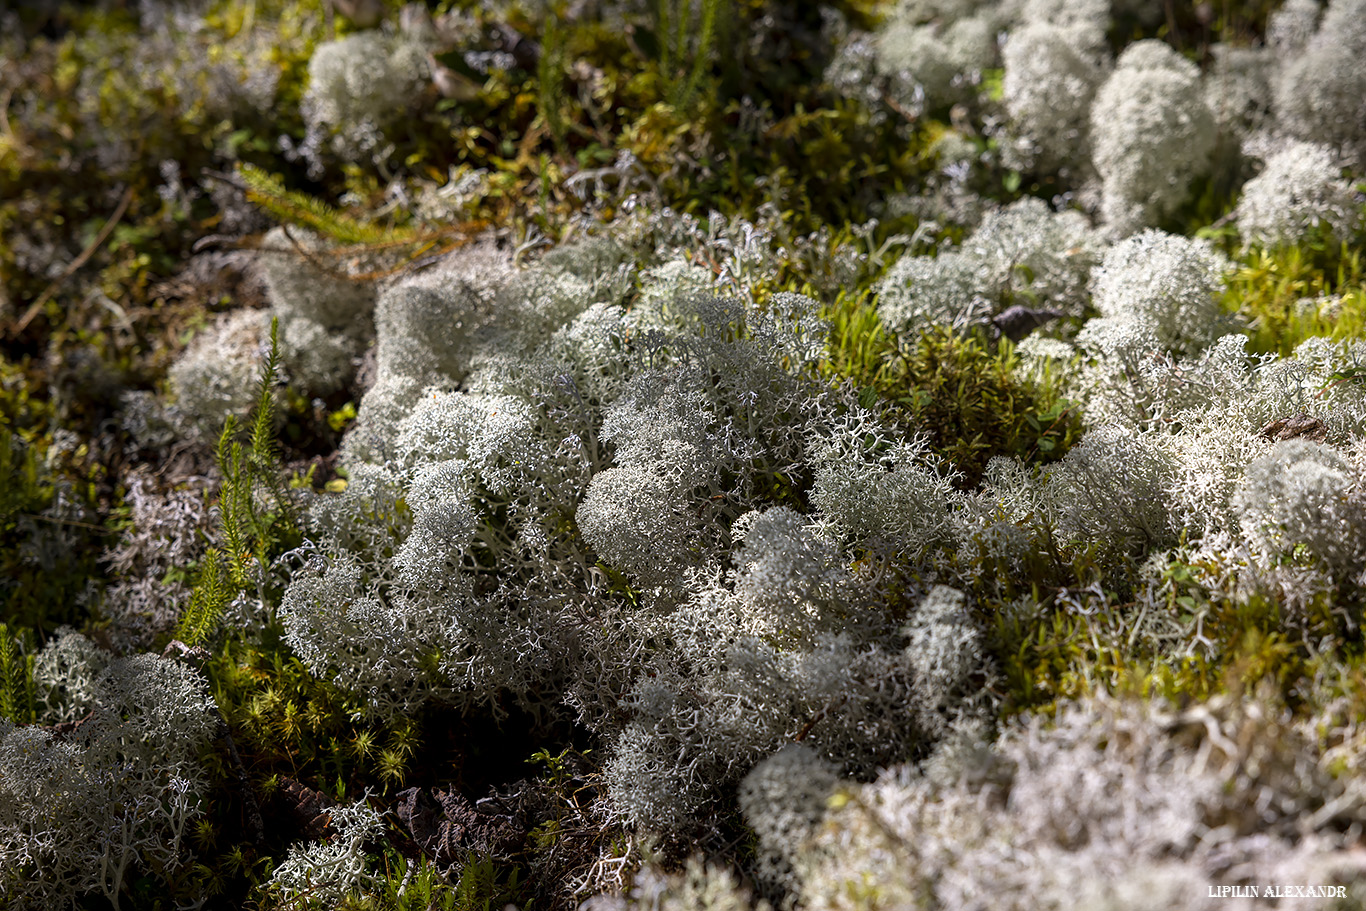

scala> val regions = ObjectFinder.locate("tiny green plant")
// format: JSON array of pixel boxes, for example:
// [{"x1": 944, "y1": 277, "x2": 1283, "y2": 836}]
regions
[
  {"x1": 0, "y1": 622, "x2": 35, "y2": 725},
  {"x1": 176, "y1": 317, "x2": 296, "y2": 647},
  {"x1": 537, "y1": 11, "x2": 570, "y2": 151},
  {"x1": 652, "y1": 0, "x2": 727, "y2": 112}
]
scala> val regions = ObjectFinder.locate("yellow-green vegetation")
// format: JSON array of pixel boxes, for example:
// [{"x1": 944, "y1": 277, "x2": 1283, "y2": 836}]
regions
[
  {"x1": 205, "y1": 627, "x2": 422, "y2": 798},
  {"x1": 178, "y1": 319, "x2": 299, "y2": 646},
  {"x1": 987, "y1": 567, "x2": 1356, "y2": 718},
  {"x1": 1225, "y1": 234, "x2": 1366, "y2": 353},
  {"x1": 826, "y1": 291, "x2": 1082, "y2": 486},
  {"x1": 0, "y1": 622, "x2": 36, "y2": 725}
]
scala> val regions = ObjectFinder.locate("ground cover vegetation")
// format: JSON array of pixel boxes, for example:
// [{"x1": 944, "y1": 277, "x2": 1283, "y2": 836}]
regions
[{"x1": 3, "y1": 0, "x2": 1366, "y2": 907}]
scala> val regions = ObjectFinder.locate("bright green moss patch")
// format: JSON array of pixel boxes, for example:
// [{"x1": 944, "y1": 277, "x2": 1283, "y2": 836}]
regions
[
  {"x1": 1225, "y1": 236, "x2": 1366, "y2": 354},
  {"x1": 825, "y1": 291, "x2": 1082, "y2": 488},
  {"x1": 207, "y1": 623, "x2": 421, "y2": 795},
  {"x1": 986, "y1": 560, "x2": 1362, "y2": 719},
  {"x1": 886, "y1": 326, "x2": 1082, "y2": 487}
]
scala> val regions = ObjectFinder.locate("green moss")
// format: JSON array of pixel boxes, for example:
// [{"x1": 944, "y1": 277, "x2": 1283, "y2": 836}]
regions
[
  {"x1": 206, "y1": 623, "x2": 418, "y2": 793},
  {"x1": 1223, "y1": 235, "x2": 1366, "y2": 355},
  {"x1": 0, "y1": 622, "x2": 36, "y2": 725},
  {"x1": 986, "y1": 557, "x2": 1360, "y2": 720},
  {"x1": 327, "y1": 849, "x2": 525, "y2": 911},
  {"x1": 825, "y1": 296, "x2": 1082, "y2": 488}
]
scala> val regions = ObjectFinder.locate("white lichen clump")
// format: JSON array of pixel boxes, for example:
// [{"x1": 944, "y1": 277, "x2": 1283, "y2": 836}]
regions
[
  {"x1": 1079, "y1": 229, "x2": 1231, "y2": 357},
  {"x1": 1272, "y1": 0, "x2": 1366, "y2": 168},
  {"x1": 299, "y1": 31, "x2": 431, "y2": 176},
  {"x1": 167, "y1": 308, "x2": 267, "y2": 438},
  {"x1": 1237, "y1": 140, "x2": 1359, "y2": 247},
  {"x1": 266, "y1": 800, "x2": 385, "y2": 907},
  {"x1": 1, "y1": 640, "x2": 216, "y2": 910},
  {"x1": 793, "y1": 695, "x2": 1366, "y2": 911},
  {"x1": 1234, "y1": 439, "x2": 1366, "y2": 577},
  {"x1": 1001, "y1": 21, "x2": 1105, "y2": 174},
  {"x1": 872, "y1": 0, "x2": 1002, "y2": 113},
  {"x1": 1091, "y1": 41, "x2": 1217, "y2": 235},
  {"x1": 876, "y1": 196, "x2": 1100, "y2": 335},
  {"x1": 259, "y1": 226, "x2": 377, "y2": 394}
]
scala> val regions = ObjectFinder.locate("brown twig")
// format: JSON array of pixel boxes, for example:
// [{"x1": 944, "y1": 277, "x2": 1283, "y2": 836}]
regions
[
  {"x1": 279, "y1": 223, "x2": 348, "y2": 279},
  {"x1": 200, "y1": 167, "x2": 252, "y2": 194},
  {"x1": 1022, "y1": 404, "x2": 1076, "y2": 464},
  {"x1": 881, "y1": 91, "x2": 919, "y2": 125},
  {"x1": 15, "y1": 512, "x2": 119, "y2": 534},
  {"x1": 13, "y1": 185, "x2": 135, "y2": 336},
  {"x1": 190, "y1": 234, "x2": 246, "y2": 254}
]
